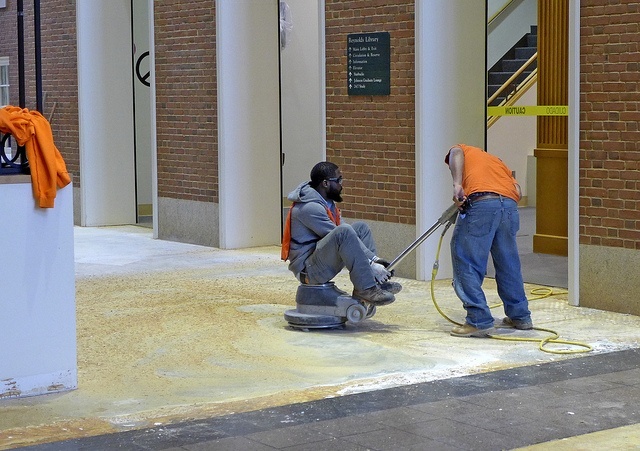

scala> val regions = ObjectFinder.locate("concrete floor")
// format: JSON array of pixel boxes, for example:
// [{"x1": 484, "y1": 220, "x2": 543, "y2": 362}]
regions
[{"x1": 0, "y1": 213, "x2": 639, "y2": 449}]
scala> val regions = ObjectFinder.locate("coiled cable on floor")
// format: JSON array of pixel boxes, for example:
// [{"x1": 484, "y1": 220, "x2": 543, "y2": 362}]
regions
[{"x1": 429, "y1": 224, "x2": 593, "y2": 354}]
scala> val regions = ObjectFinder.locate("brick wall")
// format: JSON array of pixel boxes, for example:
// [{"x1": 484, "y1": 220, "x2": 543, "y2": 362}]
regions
[
  {"x1": 0, "y1": 1, "x2": 19, "y2": 107},
  {"x1": 580, "y1": 0, "x2": 640, "y2": 250},
  {"x1": 325, "y1": 1, "x2": 415, "y2": 225},
  {"x1": 41, "y1": 0, "x2": 79, "y2": 184},
  {"x1": 0, "y1": 2, "x2": 35, "y2": 108},
  {"x1": 3, "y1": 1, "x2": 414, "y2": 220},
  {"x1": 154, "y1": 1, "x2": 218, "y2": 203}
]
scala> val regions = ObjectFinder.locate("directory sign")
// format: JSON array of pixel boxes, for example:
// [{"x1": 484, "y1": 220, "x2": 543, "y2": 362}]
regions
[{"x1": 347, "y1": 32, "x2": 390, "y2": 96}]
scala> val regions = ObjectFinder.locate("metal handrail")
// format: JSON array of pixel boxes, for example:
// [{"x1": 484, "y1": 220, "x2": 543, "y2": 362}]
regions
[
  {"x1": 487, "y1": 67, "x2": 538, "y2": 128},
  {"x1": 488, "y1": 51, "x2": 537, "y2": 105},
  {"x1": 488, "y1": 0, "x2": 515, "y2": 25}
]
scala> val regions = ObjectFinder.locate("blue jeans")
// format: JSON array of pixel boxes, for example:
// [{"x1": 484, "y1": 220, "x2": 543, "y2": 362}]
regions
[
  {"x1": 304, "y1": 222, "x2": 377, "y2": 291},
  {"x1": 450, "y1": 197, "x2": 530, "y2": 329}
]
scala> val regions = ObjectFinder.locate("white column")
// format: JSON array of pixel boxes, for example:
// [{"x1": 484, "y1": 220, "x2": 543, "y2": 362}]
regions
[
  {"x1": 568, "y1": 0, "x2": 580, "y2": 305},
  {"x1": 415, "y1": 1, "x2": 486, "y2": 280},
  {"x1": 77, "y1": 0, "x2": 136, "y2": 226},
  {"x1": 216, "y1": 0, "x2": 282, "y2": 248},
  {"x1": 147, "y1": 0, "x2": 159, "y2": 237}
]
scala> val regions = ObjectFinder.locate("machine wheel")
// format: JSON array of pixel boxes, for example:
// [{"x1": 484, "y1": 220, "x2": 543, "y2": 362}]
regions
[
  {"x1": 346, "y1": 303, "x2": 367, "y2": 323},
  {"x1": 365, "y1": 304, "x2": 376, "y2": 318}
]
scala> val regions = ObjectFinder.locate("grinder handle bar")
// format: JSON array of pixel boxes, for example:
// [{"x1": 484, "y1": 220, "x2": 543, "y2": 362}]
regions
[{"x1": 385, "y1": 203, "x2": 459, "y2": 273}]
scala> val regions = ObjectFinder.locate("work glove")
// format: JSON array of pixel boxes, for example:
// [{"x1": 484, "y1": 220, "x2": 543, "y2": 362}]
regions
[
  {"x1": 372, "y1": 257, "x2": 395, "y2": 277},
  {"x1": 370, "y1": 261, "x2": 391, "y2": 284}
]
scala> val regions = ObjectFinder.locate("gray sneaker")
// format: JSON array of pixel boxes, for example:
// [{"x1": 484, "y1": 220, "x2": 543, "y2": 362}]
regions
[
  {"x1": 353, "y1": 286, "x2": 395, "y2": 306},
  {"x1": 501, "y1": 317, "x2": 533, "y2": 330},
  {"x1": 378, "y1": 280, "x2": 402, "y2": 294}
]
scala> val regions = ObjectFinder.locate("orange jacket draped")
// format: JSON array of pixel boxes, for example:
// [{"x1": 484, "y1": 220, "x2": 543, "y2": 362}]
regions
[{"x1": 0, "y1": 105, "x2": 71, "y2": 208}]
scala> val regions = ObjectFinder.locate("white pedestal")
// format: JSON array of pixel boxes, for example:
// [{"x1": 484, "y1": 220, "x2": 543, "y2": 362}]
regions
[{"x1": 0, "y1": 176, "x2": 77, "y2": 398}]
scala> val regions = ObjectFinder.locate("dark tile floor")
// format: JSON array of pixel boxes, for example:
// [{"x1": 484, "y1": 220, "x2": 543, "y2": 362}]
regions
[{"x1": 20, "y1": 348, "x2": 640, "y2": 451}]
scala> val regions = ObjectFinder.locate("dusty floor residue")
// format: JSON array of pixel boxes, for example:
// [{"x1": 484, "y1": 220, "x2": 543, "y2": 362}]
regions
[{"x1": 1, "y1": 239, "x2": 639, "y2": 449}]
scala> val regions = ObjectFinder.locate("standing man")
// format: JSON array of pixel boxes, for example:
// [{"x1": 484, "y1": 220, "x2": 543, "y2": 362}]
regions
[
  {"x1": 282, "y1": 161, "x2": 401, "y2": 306},
  {"x1": 445, "y1": 144, "x2": 532, "y2": 337}
]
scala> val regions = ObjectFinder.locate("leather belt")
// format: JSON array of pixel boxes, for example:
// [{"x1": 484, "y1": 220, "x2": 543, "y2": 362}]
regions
[{"x1": 468, "y1": 191, "x2": 501, "y2": 202}]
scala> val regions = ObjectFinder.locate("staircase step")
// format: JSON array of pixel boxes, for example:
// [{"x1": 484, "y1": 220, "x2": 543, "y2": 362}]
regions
[
  {"x1": 488, "y1": 84, "x2": 503, "y2": 96},
  {"x1": 487, "y1": 25, "x2": 538, "y2": 103},
  {"x1": 501, "y1": 58, "x2": 537, "y2": 72},
  {"x1": 489, "y1": 73, "x2": 508, "y2": 85},
  {"x1": 515, "y1": 46, "x2": 537, "y2": 60}
]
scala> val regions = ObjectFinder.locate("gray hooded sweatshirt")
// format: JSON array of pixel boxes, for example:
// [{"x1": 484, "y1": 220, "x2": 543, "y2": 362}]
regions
[
  {"x1": 286, "y1": 181, "x2": 338, "y2": 277},
  {"x1": 285, "y1": 181, "x2": 377, "y2": 286}
]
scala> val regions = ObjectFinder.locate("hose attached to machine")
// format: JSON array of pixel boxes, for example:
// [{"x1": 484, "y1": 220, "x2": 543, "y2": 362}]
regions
[{"x1": 428, "y1": 207, "x2": 593, "y2": 355}]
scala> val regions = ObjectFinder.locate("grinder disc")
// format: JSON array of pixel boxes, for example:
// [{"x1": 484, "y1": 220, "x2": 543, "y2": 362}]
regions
[{"x1": 284, "y1": 309, "x2": 345, "y2": 330}]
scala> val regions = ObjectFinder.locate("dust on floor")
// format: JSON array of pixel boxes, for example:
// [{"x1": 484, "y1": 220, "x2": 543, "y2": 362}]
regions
[{"x1": 1, "y1": 246, "x2": 639, "y2": 449}]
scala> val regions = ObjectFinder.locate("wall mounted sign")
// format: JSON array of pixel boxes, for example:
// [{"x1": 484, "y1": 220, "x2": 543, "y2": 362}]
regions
[
  {"x1": 135, "y1": 51, "x2": 151, "y2": 87},
  {"x1": 347, "y1": 32, "x2": 390, "y2": 96}
]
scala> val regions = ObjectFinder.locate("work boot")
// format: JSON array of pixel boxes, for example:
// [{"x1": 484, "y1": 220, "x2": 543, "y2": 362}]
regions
[
  {"x1": 352, "y1": 286, "x2": 395, "y2": 306},
  {"x1": 450, "y1": 323, "x2": 494, "y2": 338},
  {"x1": 378, "y1": 280, "x2": 402, "y2": 294},
  {"x1": 501, "y1": 317, "x2": 533, "y2": 330}
]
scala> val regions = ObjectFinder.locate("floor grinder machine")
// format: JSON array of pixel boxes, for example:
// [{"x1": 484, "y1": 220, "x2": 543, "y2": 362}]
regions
[{"x1": 284, "y1": 203, "x2": 460, "y2": 330}]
